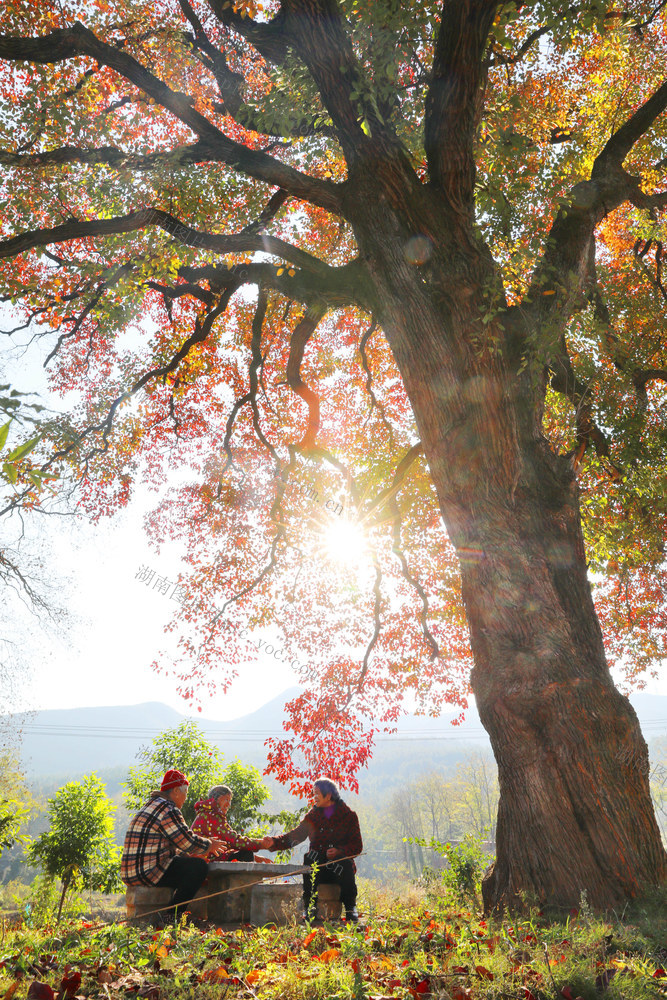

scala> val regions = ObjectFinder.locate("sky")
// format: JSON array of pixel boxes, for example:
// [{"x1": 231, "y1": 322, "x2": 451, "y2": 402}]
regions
[{"x1": 4, "y1": 496, "x2": 299, "y2": 719}]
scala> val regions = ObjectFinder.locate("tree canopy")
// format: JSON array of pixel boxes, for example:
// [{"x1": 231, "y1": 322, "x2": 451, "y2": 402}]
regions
[
  {"x1": 1, "y1": 0, "x2": 666, "y2": 907},
  {"x1": 124, "y1": 720, "x2": 270, "y2": 826}
]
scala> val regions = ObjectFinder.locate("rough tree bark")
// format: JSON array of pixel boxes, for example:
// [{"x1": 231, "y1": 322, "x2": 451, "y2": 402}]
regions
[{"x1": 341, "y1": 148, "x2": 666, "y2": 910}]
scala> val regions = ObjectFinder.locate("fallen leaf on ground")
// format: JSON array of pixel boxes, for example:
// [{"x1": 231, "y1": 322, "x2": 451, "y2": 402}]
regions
[{"x1": 27, "y1": 982, "x2": 55, "y2": 1000}]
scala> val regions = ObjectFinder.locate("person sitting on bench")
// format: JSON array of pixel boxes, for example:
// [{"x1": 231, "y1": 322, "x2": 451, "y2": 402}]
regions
[
  {"x1": 264, "y1": 776, "x2": 362, "y2": 922},
  {"x1": 121, "y1": 769, "x2": 226, "y2": 921},
  {"x1": 192, "y1": 784, "x2": 273, "y2": 863}
]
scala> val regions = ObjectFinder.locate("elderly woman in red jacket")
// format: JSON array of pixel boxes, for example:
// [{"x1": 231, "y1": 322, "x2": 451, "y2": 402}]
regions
[
  {"x1": 191, "y1": 784, "x2": 272, "y2": 862},
  {"x1": 264, "y1": 777, "x2": 362, "y2": 922}
]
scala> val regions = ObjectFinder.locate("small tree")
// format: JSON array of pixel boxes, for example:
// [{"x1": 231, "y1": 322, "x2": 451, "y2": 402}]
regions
[
  {"x1": 124, "y1": 721, "x2": 269, "y2": 827},
  {"x1": 27, "y1": 774, "x2": 121, "y2": 921},
  {"x1": 0, "y1": 751, "x2": 36, "y2": 859}
]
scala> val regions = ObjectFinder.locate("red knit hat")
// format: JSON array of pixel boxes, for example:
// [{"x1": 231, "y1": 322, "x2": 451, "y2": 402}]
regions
[{"x1": 161, "y1": 769, "x2": 189, "y2": 791}]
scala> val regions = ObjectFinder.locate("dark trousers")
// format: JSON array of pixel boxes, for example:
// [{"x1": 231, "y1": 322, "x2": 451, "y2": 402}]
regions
[
  {"x1": 156, "y1": 855, "x2": 208, "y2": 913},
  {"x1": 303, "y1": 857, "x2": 357, "y2": 911}
]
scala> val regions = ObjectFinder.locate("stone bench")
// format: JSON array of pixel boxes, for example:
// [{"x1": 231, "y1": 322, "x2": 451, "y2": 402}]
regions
[{"x1": 126, "y1": 861, "x2": 304, "y2": 927}]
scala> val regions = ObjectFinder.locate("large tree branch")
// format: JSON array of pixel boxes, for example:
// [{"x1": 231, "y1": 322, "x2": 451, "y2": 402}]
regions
[
  {"x1": 277, "y1": 0, "x2": 376, "y2": 156},
  {"x1": 178, "y1": 0, "x2": 245, "y2": 114},
  {"x1": 207, "y1": 0, "x2": 290, "y2": 66},
  {"x1": 525, "y1": 77, "x2": 667, "y2": 332},
  {"x1": 0, "y1": 143, "x2": 208, "y2": 172},
  {"x1": 179, "y1": 259, "x2": 368, "y2": 311},
  {"x1": 0, "y1": 208, "x2": 330, "y2": 275},
  {"x1": 425, "y1": 0, "x2": 499, "y2": 209},
  {"x1": 0, "y1": 23, "x2": 342, "y2": 214},
  {"x1": 286, "y1": 304, "x2": 327, "y2": 450},
  {"x1": 596, "y1": 79, "x2": 667, "y2": 168}
]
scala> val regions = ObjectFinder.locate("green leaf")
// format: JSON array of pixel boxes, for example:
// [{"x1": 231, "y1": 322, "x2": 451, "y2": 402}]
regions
[
  {"x1": 3, "y1": 462, "x2": 17, "y2": 484},
  {"x1": 7, "y1": 434, "x2": 41, "y2": 462},
  {"x1": 0, "y1": 420, "x2": 11, "y2": 451}
]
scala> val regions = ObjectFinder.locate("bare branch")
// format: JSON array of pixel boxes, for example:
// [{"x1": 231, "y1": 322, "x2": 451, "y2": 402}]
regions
[
  {"x1": 0, "y1": 207, "x2": 333, "y2": 276},
  {"x1": 286, "y1": 303, "x2": 327, "y2": 451},
  {"x1": 358, "y1": 319, "x2": 395, "y2": 444},
  {"x1": 389, "y1": 494, "x2": 440, "y2": 660}
]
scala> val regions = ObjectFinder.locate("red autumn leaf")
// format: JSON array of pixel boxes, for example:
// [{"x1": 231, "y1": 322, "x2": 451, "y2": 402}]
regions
[
  {"x1": 521, "y1": 989, "x2": 538, "y2": 1000},
  {"x1": 412, "y1": 978, "x2": 430, "y2": 994},
  {"x1": 136, "y1": 986, "x2": 160, "y2": 1000},
  {"x1": 451, "y1": 986, "x2": 472, "y2": 1000},
  {"x1": 350, "y1": 959, "x2": 361, "y2": 974},
  {"x1": 475, "y1": 965, "x2": 494, "y2": 980},
  {"x1": 27, "y1": 984, "x2": 55, "y2": 1000},
  {"x1": 59, "y1": 970, "x2": 82, "y2": 998},
  {"x1": 654, "y1": 969, "x2": 666, "y2": 979},
  {"x1": 452, "y1": 966, "x2": 469, "y2": 975}
]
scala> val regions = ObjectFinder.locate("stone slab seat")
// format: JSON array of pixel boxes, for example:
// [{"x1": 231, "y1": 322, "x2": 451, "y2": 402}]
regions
[
  {"x1": 125, "y1": 861, "x2": 304, "y2": 927},
  {"x1": 312, "y1": 881, "x2": 342, "y2": 920}
]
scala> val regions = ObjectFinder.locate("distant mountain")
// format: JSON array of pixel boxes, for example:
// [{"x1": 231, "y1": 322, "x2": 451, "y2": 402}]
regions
[{"x1": 6, "y1": 690, "x2": 666, "y2": 801}]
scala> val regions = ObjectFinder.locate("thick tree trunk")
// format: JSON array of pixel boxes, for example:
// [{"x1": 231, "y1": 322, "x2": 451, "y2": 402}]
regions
[
  {"x1": 430, "y1": 396, "x2": 666, "y2": 913},
  {"x1": 455, "y1": 459, "x2": 666, "y2": 911},
  {"x1": 346, "y1": 161, "x2": 667, "y2": 910}
]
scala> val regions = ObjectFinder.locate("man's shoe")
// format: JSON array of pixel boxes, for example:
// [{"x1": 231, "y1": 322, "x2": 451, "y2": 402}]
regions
[{"x1": 344, "y1": 906, "x2": 359, "y2": 923}]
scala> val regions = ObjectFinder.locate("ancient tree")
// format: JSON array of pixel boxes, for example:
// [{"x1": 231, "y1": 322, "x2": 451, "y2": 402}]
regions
[{"x1": 1, "y1": 0, "x2": 666, "y2": 909}]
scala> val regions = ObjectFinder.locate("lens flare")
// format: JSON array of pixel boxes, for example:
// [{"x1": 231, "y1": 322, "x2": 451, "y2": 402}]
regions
[{"x1": 320, "y1": 518, "x2": 369, "y2": 568}]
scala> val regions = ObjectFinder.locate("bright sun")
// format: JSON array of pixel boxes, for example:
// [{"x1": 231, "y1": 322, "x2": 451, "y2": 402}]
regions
[{"x1": 320, "y1": 518, "x2": 369, "y2": 568}]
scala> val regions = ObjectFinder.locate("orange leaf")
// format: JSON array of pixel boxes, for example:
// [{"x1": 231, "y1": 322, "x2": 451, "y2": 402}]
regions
[
  {"x1": 318, "y1": 948, "x2": 340, "y2": 963},
  {"x1": 245, "y1": 970, "x2": 261, "y2": 985},
  {"x1": 202, "y1": 966, "x2": 229, "y2": 981}
]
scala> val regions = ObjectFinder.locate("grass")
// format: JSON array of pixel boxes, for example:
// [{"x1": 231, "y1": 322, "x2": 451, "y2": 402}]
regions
[{"x1": 0, "y1": 879, "x2": 665, "y2": 1000}]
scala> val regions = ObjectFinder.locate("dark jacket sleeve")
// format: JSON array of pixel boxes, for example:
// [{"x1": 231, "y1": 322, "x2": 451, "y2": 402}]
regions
[
  {"x1": 337, "y1": 806, "x2": 362, "y2": 858},
  {"x1": 271, "y1": 810, "x2": 315, "y2": 851}
]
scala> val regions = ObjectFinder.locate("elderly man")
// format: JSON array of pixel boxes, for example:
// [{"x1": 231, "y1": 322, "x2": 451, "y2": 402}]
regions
[
  {"x1": 192, "y1": 784, "x2": 273, "y2": 863},
  {"x1": 264, "y1": 777, "x2": 362, "y2": 922},
  {"x1": 121, "y1": 769, "x2": 226, "y2": 921}
]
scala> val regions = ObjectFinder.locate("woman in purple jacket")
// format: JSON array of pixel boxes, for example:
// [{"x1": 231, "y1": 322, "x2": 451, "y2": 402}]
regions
[{"x1": 265, "y1": 777, "x2": 362, "y2": 922}]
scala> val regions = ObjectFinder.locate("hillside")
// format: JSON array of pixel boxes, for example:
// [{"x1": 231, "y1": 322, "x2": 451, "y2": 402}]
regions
[{"x1": 6, "y1": 690, "x2": 666, "y2": 801}]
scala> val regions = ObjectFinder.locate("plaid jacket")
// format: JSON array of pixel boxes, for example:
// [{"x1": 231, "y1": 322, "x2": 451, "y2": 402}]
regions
[
  {"x1": 191, "y1": 797, "x2": 260, "y2": 855},
  {"x1": 271, "y1": 800, "x2": 362, "y2": 867},
  {"x1": 121, "y1": 792, "x2": 211, "y2": 886}
]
